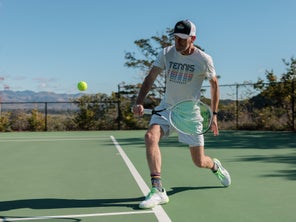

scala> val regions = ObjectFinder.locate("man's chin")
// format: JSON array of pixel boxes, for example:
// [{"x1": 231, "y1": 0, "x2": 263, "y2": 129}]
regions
[{"x1": 175, "y1": 48, "x2": 184, "y2": 52}]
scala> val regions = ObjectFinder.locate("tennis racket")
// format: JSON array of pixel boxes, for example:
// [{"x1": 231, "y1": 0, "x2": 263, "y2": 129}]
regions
[{"x1": 143, "y1": 99, "x2": 213, "y2": 135}]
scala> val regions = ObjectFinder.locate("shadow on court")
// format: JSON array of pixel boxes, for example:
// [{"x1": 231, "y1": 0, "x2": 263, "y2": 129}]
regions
[
  {"x1": 116, "y1": 131, "x2": 296, "y2": 180},
  {"x1": 0, "y1": 216, "x2": 81, "y2": 222},
  {"x1": 167, "y1": 186, "x2": 223, "y2": 196},
  {"x1": 206, "y1": 131, "x2": 296, "y2": 149},
  {"x1": 237, "y1": 152, "x2": 296, "y2": 180},
  {"x1": 0, "y1": 197, "x2": 142, "y2": 211},
  {"x1": 0, "y1": 186, "x2": 223, "y2": 212},
  {"x1": 116, "y1": 131, "x2": 296, "y2": 149}
]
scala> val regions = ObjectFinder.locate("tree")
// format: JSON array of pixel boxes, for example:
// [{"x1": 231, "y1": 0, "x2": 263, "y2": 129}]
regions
[
  {"x1": 72, "y1": 93, "x2": 118, "y2": 130},
  {"x1": 0, "y1": 112, "x2": 11, "y2": 132},
  {"x1": 124, "y1": 28, "x2": 174, "y2": 92},
  {"x1": 27, "y1": 109, "x2": 45, "y2": 131},
  {"x1": 253, "y1": 57, "x2": 296, "y2": 130}
]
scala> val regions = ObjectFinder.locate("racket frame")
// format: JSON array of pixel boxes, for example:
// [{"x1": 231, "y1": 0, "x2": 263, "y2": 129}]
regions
[{"x1": 143, "y1": 99, "x2": 213, "y2": 135}]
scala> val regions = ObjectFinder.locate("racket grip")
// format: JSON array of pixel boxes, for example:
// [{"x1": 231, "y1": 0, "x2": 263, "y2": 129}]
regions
[
  {"x1": 130, "y1": 107, "x2": 152, "y2": 115},
  {"x1": 143, "y1": 109, "x2": 153, "y2": 114}
]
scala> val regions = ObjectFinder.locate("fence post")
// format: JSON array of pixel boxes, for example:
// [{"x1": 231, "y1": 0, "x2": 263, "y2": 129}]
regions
[
  {"x1": 236, "y1": 84, "x2": 239, "y2": 130},
  {"x1": 44, "y1": 102, "x2": 48, "y2": 131},
  {"x1": 292, "y1": 80, "x2": 295, "y2": 131},
  {"x1": 117, "y1": 84, "x2": 122, "y2": 130}
]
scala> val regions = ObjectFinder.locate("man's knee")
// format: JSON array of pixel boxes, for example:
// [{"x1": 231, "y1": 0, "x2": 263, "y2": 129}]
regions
[
  {"x1": 145, "y1": 130, "x2": 159, "y2": 145},
  {"x1": 145, "y1": 125, "x2": 163, "y2": 145},
  {"x1": 193, "y1": 157, "x2": 208, "y2": 168},
  {"x1": 190, "y1": 147, "x2": 209, "y2": 168}
]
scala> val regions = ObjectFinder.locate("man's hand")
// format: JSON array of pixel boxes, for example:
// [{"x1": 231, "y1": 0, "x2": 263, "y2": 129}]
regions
[
  {"x1": 132, "y1": 104, "x2": 144, "y2": 116},
  {"x1": 211, "y1": 115, "x2": 219, "y2": 136}
]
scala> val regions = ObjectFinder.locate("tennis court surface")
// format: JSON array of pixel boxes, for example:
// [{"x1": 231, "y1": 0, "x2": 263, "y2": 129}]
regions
[{"x1": 0, "y1": 130, "x2": 295, "y2": 222}]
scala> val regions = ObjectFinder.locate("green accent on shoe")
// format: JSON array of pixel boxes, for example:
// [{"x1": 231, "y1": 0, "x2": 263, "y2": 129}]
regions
[
  {"x1": 139, "y1": 187, "x2": 169, "y2": 209},
  {"x1": 213, "y1": 158, "x2": 231, "y2": 187}
]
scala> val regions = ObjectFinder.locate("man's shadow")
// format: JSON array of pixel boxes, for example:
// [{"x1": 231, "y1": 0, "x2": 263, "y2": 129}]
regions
[
  {"x1": 167, "y1": 186, "x2": 223, "y2": 196},
  {"x1": 0, "y1": 186, "x2": 223, "y2": 212}
]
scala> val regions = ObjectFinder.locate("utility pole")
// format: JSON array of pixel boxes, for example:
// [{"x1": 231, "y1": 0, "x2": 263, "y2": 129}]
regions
[{"x1": 0, "y1": 76, "x2": 4, "y2": 117}]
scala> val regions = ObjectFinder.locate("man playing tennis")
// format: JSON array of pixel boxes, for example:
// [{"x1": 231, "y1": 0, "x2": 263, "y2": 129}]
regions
[{"x1": 132, "y1": 19, "x2": 231, "y2": 209}]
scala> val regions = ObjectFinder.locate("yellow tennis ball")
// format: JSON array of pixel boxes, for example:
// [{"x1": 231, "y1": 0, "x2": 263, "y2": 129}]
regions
[{"x1": 77, "y1": 81, "x2": 88, "y2": 91}]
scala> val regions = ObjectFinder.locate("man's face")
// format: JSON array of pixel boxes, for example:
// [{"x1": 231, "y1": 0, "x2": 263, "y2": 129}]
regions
[{"x1": 174, "y1": 35, "x2": 194, "y2": 53}]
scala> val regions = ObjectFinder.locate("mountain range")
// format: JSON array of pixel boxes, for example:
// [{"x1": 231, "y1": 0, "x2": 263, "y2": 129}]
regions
[{"x1": 0, "y1": 90, "x2": 83, "y2": 102}]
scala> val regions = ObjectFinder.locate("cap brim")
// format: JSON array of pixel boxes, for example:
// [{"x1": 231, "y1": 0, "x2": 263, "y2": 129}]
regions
[{"x1": 174, "y1": 33, "x2": 190, "y2": 39}]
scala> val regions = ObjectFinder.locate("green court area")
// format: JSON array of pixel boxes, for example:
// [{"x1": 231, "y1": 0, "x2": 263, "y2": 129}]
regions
[{"x1": 0, "y1": 130, "x2": 295, "y2": 222}]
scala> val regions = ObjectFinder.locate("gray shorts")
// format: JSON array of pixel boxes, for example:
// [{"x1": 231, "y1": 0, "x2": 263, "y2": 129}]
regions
[{"x1": 149, "y1": 105, "x2": 204, "y2": 147}]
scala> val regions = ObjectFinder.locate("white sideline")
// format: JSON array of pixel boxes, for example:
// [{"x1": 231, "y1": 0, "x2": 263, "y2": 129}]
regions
[
  {"x1": 0, "y1": 210, "x2": 153, "y2": 221},
  {"x1": 110, "y1": 135, "x2": 172, "y2": 222},
  {"x1": 0, "y1": 137, "x2": 109, "y2": 143},
  {"x1": 1, "y1": 135, "x2": 171, "y2": 222}
]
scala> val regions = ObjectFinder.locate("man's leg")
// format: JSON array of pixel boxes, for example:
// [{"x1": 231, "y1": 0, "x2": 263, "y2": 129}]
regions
[
  {"x1": 139, "y1": 124, "x2": 169, "y2": 209},
  {"x1": 190, "y1": 146, "x2": 231, "y2": 187},
  {"x1": 190, "y1": 146, "x2": 215, "y2": 169},
  {"x1": 145, "y1": 124, "x2": 163, "y2": 178}
]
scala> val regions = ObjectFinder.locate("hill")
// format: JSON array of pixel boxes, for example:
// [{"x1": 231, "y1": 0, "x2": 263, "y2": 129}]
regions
[{"x1": 0, "y1": 90, "x2": 83, "y2": 102}]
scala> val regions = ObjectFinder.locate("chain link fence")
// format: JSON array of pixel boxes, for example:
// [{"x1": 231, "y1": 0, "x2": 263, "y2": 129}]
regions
[
  {"x1": 0, "y1": 101, "x2": 120, "y2": 131},
  {"x1": 201, "y1": 82, "x2": 295, "y2": 131},
  {"x1": 0, "y1": 81, "x2": 295, "y2": 132},
  {"x1": 118, "y1": 81, "x2": 295, "y2": 131}
]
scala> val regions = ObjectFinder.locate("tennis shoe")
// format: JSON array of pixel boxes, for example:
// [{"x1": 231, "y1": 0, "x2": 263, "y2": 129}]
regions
[
  {"x1": 213, "y1": 158, "x2": 231, "y2": 187},
  {"x1": 139, "y1": 187, "x2": 169, "y2": 209}
]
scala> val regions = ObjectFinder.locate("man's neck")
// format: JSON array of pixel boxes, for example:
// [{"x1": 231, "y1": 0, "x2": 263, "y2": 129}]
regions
[{"x1": 181, "y1": 46, "x2": 195, "y2": 55}]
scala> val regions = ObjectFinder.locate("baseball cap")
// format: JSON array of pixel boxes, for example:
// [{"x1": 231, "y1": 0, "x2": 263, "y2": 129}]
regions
[{"x1": 173, "y1": 20, "x2": 196, "y2": 39}]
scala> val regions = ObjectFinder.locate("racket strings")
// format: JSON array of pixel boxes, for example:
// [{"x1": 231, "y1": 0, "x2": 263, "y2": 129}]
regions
[
  {"x1": 169, "y1": 100, "x2": 212, "y2": 135},
  {"x1": 170, "y1": 103, "x2": 203, "y2": 134}
]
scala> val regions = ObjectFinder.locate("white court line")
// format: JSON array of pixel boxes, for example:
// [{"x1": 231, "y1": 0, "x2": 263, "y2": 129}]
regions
[
  {"x1": 1, "y1": 135, "x2": 171, "y2": 222},
  {"x1": 0, "y1": 137, "x2": 109, "y2": 143},
  {"x1": 110, "y1": 135, "x2": 172, "y2": 222},
  {"x1": 0, "y1": 210, "x2": 154, "y2": 221}
]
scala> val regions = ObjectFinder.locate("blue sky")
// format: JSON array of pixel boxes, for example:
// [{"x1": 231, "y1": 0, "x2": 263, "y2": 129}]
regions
[{"x1": 0, "y1": 0, "x2": 295, "y2": 95}]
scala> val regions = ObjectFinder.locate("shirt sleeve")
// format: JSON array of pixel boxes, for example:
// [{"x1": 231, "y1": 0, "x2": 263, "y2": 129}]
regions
[
  {"x1": 153, "y1": 49, "x2": 166, "y2": 69},
  {"x1": 205, "y1": 55, "x2": 216, "y2": 80}
]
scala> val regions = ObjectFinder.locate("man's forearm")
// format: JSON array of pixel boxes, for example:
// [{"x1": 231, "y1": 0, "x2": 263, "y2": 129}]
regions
[
  {"x1": 210, "y1": 78, "x2": 220, "y2": 113},
  {"x1": 136, "y1": 79, "x2": 152, "y2": 105},
  {"x1": 135, "y1": 66, "x2": 162, "y2": 105}
]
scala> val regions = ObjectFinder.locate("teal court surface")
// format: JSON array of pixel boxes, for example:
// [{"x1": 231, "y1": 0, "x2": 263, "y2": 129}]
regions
[{"x1": 0, "y1": 130, "x2": 295, "y2": 221}]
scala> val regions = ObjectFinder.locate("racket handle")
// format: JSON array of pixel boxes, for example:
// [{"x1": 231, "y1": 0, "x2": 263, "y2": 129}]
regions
[
  {"x1": 130, "y1": 107, "x2": 153, "y2": 115},
  {"x1": 143, "y1": 109, "x2": 153, "y2": 114}
]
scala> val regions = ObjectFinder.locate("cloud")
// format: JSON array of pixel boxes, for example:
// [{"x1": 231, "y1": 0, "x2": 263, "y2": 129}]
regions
[
  {"x1": 33, "y1": 77, "x2": 57, "y2": 84},
  {"x1": 12, "y1": 76, "x2": 27, "y2": 81},
  {"x1": 33, "y1": 77, "x2": 58, "y2": 91}
]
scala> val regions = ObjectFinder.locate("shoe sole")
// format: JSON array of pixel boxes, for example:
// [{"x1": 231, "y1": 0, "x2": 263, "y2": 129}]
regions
[{"x1": 139, "y1": 197, "x2": 169, "y2": 209}]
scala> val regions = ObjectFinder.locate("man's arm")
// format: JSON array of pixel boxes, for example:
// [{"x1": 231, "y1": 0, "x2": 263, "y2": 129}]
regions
[
  {"x1": 209, "y1": 76, "x2": 220, "y2": 136},
  {"x1": 133, "y1": 66, "x2": 163, "y2": 116}
]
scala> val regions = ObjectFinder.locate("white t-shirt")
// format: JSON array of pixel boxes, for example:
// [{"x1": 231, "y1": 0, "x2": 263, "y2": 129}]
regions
[{"x1": 153, "y1": 45, "x2": 216, "y2": 106}]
